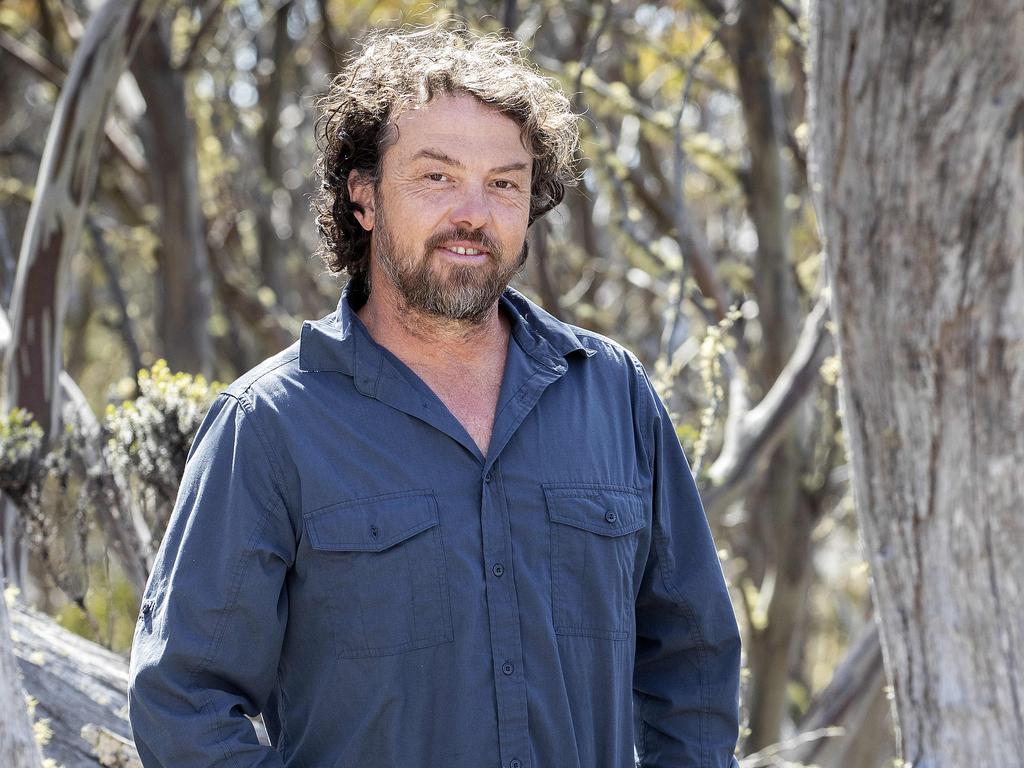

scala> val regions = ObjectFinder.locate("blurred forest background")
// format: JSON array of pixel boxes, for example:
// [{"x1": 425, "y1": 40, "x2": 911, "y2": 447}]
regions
[{"x1": 1, "y1": 0, "x2": 1017, "y2": 766}]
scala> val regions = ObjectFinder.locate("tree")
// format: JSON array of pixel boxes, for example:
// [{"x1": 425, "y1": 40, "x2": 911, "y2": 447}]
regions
[
  {"x1": 1, "y1": 0, "x2": 162, "y2": 587},
  {"x1": 808, "y1": 1, "x2": 1024, "y2": 763},
  {"x1": 0, "y1": 1, "x2": 888, "y2": 762},
  {"x1": 0, "y1": 566, "x2": 42, "y2": 768}
]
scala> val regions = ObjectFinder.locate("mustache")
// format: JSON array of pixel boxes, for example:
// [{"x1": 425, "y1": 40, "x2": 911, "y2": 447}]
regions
[{"x1": 424, "y1": 228, "x2": 502, "y2": 255}]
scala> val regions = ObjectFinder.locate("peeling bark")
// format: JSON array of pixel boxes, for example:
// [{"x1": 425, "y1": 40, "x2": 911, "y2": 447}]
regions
[
  {"x1": 808, "y1": 1, "x2": 1024, "y2": 763},
  {"x1": 1, "y1": 0, "x2": 163, "y2": 586}
]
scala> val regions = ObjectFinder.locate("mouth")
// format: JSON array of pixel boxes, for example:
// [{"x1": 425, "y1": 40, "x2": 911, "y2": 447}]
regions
[{"x1": 436, "y1": 243, "x2": 491, "y2": 263}]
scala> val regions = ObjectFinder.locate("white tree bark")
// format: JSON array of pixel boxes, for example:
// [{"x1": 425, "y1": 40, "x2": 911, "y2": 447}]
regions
[
  {"x1": 10, "y1": 600, "x2": 136, "y2": 768},
  {"x1": 0, "y1": 582, "x2": 42, "y2": 768},
  {"x1": 0, "y1": 0, "x2": 163, "y2": 590},
  {"x1": 3, "y1": 0, "x2": 162, "y2": 437},
  {"x1": 808, "y1": 1, "x2": 1024, "y2": 764}
]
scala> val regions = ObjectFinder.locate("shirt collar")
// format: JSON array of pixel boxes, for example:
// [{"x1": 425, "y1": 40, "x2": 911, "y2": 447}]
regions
[{"x1": 297, "y1": 281, "x2": 593, "y2": 379}]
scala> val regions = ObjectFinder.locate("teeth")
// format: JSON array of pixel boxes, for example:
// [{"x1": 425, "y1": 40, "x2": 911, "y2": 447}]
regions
[{"x1": 449, "y1": 246, "x2": 482, "y2": 255}]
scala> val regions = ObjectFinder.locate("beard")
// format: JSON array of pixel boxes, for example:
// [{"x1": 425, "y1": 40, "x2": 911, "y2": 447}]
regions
[{"x1": 372, "y1": 204, "x2": 528, "y2": 325}]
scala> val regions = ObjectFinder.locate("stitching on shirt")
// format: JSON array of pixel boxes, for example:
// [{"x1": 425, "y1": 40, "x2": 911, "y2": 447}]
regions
[
  {"x1": 305, "y1": 487, "x2": 436, "y2": 515},
  {"x1": 308, "y1": 514, "x2": 437, "y2": 551},
  {"x1": 542, "y1": 482, "x2": 642, "y2": 496},
  {"x1": 632, "y1": 357, "x2": 654, "y2": 470},
  {"x1": 491, "y1": 372, "x2": 536, "y2": 425},
  {"x1": 230, "y1": 391, "x2": 288, "y2": 511},
  {"x1": 231, "y1": 352, "x2": 299, "y2": 396},
  {"x1": 652, "y1": 525, "x2": 711, "y2": 768},
  {"x1": 431, "y1": 495, "x2": 455, "y2": 645},
  {"x1": 543, "y1": 483, "x2": 645, "y2": 638}
]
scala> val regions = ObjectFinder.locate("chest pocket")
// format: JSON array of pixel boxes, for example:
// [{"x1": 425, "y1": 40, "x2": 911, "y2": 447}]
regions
[
  {"x1": 303, "y1": 490, "x2": 453, "y2": 658},
  {"x1": 544, "y1": 483, "x2": 646, "y2": 641}
]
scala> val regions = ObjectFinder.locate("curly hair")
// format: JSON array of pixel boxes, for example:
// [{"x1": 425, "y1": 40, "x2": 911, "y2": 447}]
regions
[{"x1": 312, "y1": 24, "x2": 580, "y2": 281}]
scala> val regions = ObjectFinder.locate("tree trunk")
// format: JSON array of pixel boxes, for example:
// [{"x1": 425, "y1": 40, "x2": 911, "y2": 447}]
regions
[
  {"x1": 808, "y1": 1, "x2": 1024, "y2": 764},
  {"x1": 721, "y1": 0, "x2": 809, "y2": 750},
  {"x1": 132, "y1": 20, "x2": 213, "y2": 378},
  {"x1": 256, "y1": 1, "x2": 294, "y2": 310},
  {"x1": 0, "y1": 0, "x2": 163, "y2": 587}
]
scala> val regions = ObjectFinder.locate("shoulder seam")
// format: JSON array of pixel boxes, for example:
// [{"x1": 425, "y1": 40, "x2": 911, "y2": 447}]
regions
[
  {"x1": 631, "y1": 355, "x2": 654, "y2": 470},
  {"x1": 227, "y1": 351, "x2": 300, "y2": 396},
  {"x1": 220, "y1": 391, "x2": 288, "y2": 506}
]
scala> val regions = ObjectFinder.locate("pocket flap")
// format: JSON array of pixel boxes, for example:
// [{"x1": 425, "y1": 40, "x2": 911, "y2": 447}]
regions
[
  {"x1": 543, "y1": 484, "x2": 645, "y2": 536},
  {"x1": 304, "y1": 491, "x2": 438, "y2": 552}
]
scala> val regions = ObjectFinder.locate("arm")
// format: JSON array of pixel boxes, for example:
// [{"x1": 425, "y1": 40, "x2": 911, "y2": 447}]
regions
[
  {"x1": 633, "y1": 379, "x2": 742, "y2": 768},
  {"x1": 129, "y1": 392, "x2": 295, "y2": 767}
]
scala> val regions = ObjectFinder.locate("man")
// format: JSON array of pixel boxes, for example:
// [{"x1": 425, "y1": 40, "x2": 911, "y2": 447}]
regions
[{"x1": 128, "y1": 24, "x2": 741, "y2": 768}]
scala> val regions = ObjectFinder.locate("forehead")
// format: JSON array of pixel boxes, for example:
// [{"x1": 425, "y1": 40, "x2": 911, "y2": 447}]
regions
[{"x1": 384, "y1": 92, "x2": 532, "y2": 168}]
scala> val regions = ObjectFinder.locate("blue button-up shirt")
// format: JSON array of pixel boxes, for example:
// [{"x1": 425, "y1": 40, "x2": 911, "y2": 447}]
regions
[{"x1": 128, "y1": 286, "x2": 741, "y2": 768}]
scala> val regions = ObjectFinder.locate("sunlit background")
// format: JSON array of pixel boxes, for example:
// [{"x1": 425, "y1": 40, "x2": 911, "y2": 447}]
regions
[{"x1": 0, "y1": 1, "x2": 886, "y2": 765}]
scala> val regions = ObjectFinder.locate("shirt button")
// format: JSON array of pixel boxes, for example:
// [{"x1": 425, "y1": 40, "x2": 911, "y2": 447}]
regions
[
  {"x1": 492, "y1": 563, "x2": 505, "y2": 577},
  {"x1": 501, "y1": 661, "x2": 514, "y2": 675},
  {"x1": 484, "y1": 472, "x2": 493, "y2": 484},
  {"x1": 510, "y1": 761, "x2": 522, "y2": 768},
  {"x1": 605, "y1": 510, "x2": 618, "y2": 523}
]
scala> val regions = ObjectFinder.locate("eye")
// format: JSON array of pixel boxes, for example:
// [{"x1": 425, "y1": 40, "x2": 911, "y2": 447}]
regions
[
  {"x1": 426, "y1": 172, "x2": 448, "y2": 182},
  {"x1": 493, "y1": 179, "x2": 519, "y2": 191}
]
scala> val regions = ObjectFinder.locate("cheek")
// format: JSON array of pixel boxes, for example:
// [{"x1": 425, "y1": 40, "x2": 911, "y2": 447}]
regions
[
  {"x1": 491, "y1": 193, "x2": 530, "y2": 225},
  {"x1": 498, "y1": 206, "x2": 530, "y2": 242}
]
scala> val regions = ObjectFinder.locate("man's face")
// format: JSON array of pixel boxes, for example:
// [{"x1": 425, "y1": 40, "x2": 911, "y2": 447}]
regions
[{"x1": 349, "y1": 92, "x2": 534, "y2": 323}]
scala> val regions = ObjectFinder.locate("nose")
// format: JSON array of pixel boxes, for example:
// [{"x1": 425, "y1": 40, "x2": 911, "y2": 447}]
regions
[{"x1": 448, "y1": 183, "x2": 490, "y2": 231}]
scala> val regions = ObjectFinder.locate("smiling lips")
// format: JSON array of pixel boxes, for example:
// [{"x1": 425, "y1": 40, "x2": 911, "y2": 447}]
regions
[{"x1": 437, "y1": 242, "x2": 490, "y2": 260}]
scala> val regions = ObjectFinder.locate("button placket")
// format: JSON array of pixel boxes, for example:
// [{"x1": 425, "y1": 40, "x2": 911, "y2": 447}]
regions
[{"x1": 477, "y1": 457, "x2": 530, "y2": 768}]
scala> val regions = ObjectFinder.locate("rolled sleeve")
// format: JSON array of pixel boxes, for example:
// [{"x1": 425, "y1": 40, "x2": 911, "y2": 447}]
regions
[
  {"x1": 129, "y1": 393, "x2": 295, "y2": 767},
  {"x1": 633, "y1": 380, "x2": 742, "y2": 768}
]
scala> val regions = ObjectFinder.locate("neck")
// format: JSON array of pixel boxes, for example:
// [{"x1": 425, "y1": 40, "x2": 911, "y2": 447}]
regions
[{"x1": 356, "y1": 280, "x2": 510, "y2": 369}]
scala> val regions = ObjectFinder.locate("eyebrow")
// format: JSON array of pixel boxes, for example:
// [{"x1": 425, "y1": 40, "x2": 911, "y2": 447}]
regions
[{"x1": 411, "y1": 148, "x2": 530, "y2": 175}]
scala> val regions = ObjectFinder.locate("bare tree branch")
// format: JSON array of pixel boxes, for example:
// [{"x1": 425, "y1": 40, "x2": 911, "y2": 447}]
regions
[
  {"x1": 702, "y1": 292, "x2": 833, "y2": 515},
  {"x1": 85, "y1": 219, "x2": 142, "y2": 378},
  {"x1": 207, "y1": 221, "x2": 298, "y2": 353},
  {"x1": 176, "y1": 0, "x2": 229, "y2": 72},
  {"x1": 572, "y1": 0, "x2": 614, "y2": 115},
  {"x1": 0, "y1": 29, "x2": 64, "y2": 83},
  {"x1": 659, "y1": 23, "x2": 731, "y2": 365},
  {"x1": 0, "y1": 30, "x2": 145, "y2": 175}
]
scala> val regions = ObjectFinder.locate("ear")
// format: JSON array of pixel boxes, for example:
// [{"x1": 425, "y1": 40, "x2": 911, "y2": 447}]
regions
[{"x1": 347, "y1": 170, "x2": 376, "y2": 231}]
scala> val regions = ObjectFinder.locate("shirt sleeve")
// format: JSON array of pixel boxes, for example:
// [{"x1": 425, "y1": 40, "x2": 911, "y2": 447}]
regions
[
  {"x1": 128, "y1": 392, "x2": 295, "y2": 768},
  {"x1": 632, "y1": 376, "x2": 742, "y2": 768}
]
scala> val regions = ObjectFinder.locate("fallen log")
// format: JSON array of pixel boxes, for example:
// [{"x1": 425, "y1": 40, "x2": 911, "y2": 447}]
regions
[{"x1": 10, "y1": 600, "x2": 139, "y2": 768}]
